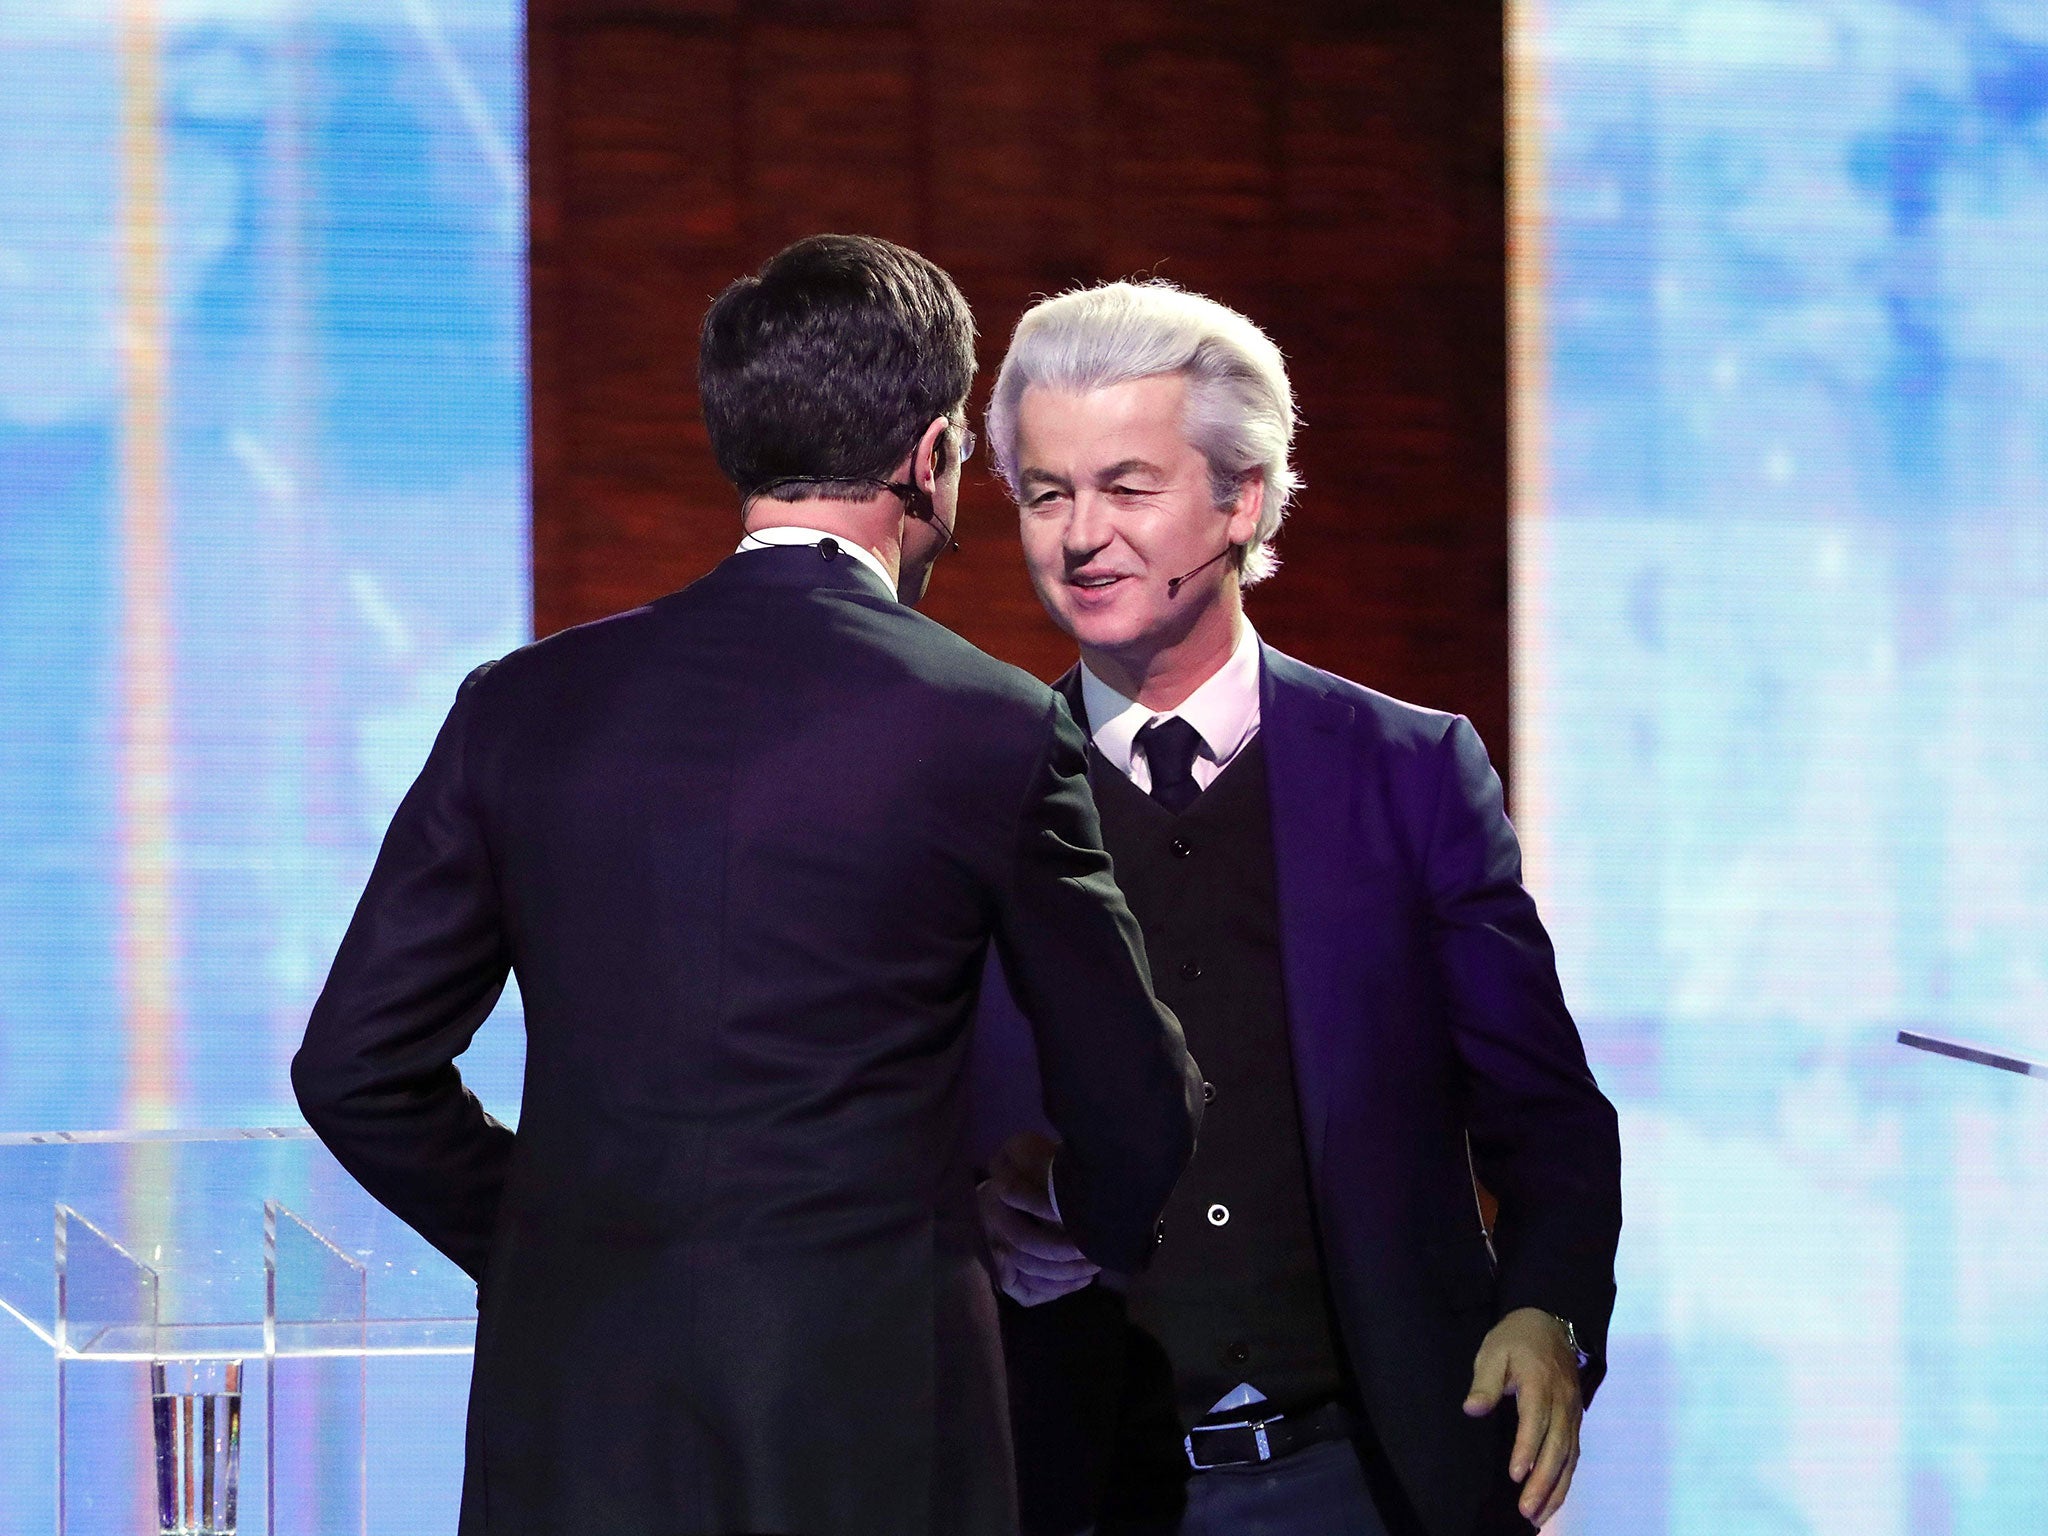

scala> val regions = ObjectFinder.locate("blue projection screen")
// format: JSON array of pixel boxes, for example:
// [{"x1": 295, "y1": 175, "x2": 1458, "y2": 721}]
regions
[
  {"x1": 0, "y1": 1, "x2": 528, "y2": 1135},
  {"x1": 0, "y1": 5, "x2": 525, "y2": 1528},
  {"x1": 1514, "y1": 2, "x2": 2048, "y2": 1531}
]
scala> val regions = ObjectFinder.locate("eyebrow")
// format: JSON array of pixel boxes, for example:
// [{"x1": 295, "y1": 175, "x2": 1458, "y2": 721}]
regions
[
  {"x1": 1094, "y1": 459, "x2": 1165, "y2": 483},
  {"x1": 1018, "y1": 458, "x2": 1169, "y2": 492}
]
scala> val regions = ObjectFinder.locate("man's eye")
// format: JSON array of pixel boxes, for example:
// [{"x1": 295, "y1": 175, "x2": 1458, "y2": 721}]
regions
[
  {"x1": 1110, "y1": 485, "x2": 1153, "y2": 498},
  {"x1": 1026, "y1": 492, "x2": 1066, "y2": 509}
]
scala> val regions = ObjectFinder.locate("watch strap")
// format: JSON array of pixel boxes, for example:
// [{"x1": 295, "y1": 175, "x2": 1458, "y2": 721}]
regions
[{"x1": 1549, "y1": 1312, "x2": 1590, "y2": 1370}]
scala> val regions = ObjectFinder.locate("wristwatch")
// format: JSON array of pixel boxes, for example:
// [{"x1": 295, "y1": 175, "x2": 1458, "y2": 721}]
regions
[{"x1": 1548, "y1": 1313, "x2": 1590, "y2": 1370}]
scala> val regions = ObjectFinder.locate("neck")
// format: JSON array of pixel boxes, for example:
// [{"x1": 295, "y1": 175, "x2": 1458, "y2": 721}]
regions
[
  {"x1": 1082, "y1": 595, "x2": 1245, "y2": 712},
  {"x1": 745, "y1": 495, "x2": 903, "y2": 585}
]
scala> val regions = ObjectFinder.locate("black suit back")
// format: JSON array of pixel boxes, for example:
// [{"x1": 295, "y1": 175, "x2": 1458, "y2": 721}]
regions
[
  {"x1": 295, "y1": 545, "x2": 1201, "y2": 1536},
  {"x1": 491, "y1": 553, "x2": 1052, "y2": 1241}
]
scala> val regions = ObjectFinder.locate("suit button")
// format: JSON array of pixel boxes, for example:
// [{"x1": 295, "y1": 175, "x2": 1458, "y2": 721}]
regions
[
  {"x1": 1154, "y1": 1218, "x2": 1167, "y2": 1245},
  {"x1": 1170, "y1": 837, "x2": 1193, "y2": 858},
  {"x1": 1201, "y1": 1080, "x2": 1216, "y2": 1104},
  {"x1": 1180, "y1": 960, "x2": 1202, "y2": 980},
  {"x1": 1207, "y1": 1203, "x2": 1230, "y2": 1227},
  {"x1": 1224, "y1": 1341, "x2": 1250, "y2": 1367}
]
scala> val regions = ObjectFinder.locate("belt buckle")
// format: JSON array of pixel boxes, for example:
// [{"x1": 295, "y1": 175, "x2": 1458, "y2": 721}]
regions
[{"x1": 1183, "y1": 1415, "x2": 1273, "y2": 1471}]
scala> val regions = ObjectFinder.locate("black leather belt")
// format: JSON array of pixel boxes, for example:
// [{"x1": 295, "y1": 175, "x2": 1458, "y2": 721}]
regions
[{"x1": 1183, "y1": 1401, "x2": 1354, "y2": 1471}]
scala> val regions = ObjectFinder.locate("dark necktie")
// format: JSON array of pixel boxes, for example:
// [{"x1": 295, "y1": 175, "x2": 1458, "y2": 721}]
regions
[{"x1": 1135, "y1": 716, "x2": 1205, "y2": 814}]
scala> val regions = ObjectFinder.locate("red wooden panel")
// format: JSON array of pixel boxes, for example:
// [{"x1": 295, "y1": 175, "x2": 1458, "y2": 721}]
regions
[
  {"x1": 744, "y1": 27, "x2": 922, "y2": 253},
  {"x1": 529, "y1": 0, "x2": 1511, "y2": 779}
]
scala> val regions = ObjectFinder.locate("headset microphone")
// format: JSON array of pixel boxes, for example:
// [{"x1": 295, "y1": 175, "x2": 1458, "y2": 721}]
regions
[
  {"x1": 1165, "y1": 545, "x2": 1235, "y2": 598},
  {"x1": 742, "y1": 473, "x2": 959, "y2": 554},
  {"x1": 894, "y1": 479, "x2": 960, "y2": 553}
]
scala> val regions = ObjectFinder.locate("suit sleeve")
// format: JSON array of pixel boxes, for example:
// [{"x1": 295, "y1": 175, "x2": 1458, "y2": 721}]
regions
[
  {"x1": 1423, "y1": 716, "x2": 1622, "y2": 1398},
  {"x1": 291, "y1": 664, "x2": 515, "y2": 1282},
  {"x1": 991, "y1": 699, "x2": 1203, "y2": 1274}
]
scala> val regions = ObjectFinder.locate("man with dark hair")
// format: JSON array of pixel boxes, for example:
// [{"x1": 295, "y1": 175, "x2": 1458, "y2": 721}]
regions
[
  {"x1": 699, "y1": 234, "x2": 976, "y2": 548},
  {"x1": 696, "y1": 232, "x2": 980, "y2": 605},
  {"x1": 294, "y1": 235, "x2": 1203, "y2": 1536}
]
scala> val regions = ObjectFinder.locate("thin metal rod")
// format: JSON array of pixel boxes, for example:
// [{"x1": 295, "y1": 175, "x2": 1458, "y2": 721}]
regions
[
  {"x1": 181, "y1": 1393, "x2": 195, "y2": 1529},
  {"x1": 1897, "y1": 1030, "x2": 2042, "y2": 1077}
]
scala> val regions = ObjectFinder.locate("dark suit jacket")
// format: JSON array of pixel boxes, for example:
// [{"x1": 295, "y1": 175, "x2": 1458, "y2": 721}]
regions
[
  {"x1": 294, "y1": 546, "x2": 1203, "y2": 1536},
  {"x1": 971, "y1": 643, "x2": 1622, "y2": 1536}
]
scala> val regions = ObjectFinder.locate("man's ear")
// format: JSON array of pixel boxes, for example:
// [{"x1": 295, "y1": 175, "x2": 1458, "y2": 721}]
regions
[
  {"x1": 916, "y1": 415, "x2": 949, "y2": 491},
  {"x1": 1227, "y1": 470, "x2": 1266, "y2": 546}
]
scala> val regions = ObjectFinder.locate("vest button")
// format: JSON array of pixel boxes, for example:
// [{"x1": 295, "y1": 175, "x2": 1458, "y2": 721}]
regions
[
  {"x1": 1201, "y1": 1080, "x2": 1216, "y2": 1104},
  {"x1": 1224, "y1": 1341, "x2": 1250, "y2": 1367},
  {"x1": 1180, "y1": 960, "x2": 1202, "y2": 980},
  {"x1": 1169, "y1": 837, "x2": 1193, "y2": 858},
  {"x1": 1206, "y1": 1203, "x2": 1230, "y2": 1227},
  {"x1": 1154, "y1": 1218, "x2": 1167, "y2": 1245}
]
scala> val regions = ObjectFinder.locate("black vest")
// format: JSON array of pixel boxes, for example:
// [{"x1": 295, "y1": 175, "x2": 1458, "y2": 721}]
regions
[{"x1": 1089, "y1": 736, "x2": 1349, "y2": 1426}]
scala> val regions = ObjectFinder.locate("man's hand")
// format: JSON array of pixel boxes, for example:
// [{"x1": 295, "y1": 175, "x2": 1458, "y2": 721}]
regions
[
  {"x1": 976, "y1": 1131, "x2": 1100, "y2": 1307},
  {"x1": 1462, "y1": 1306, "x2": 1584, "y2": 1527}
]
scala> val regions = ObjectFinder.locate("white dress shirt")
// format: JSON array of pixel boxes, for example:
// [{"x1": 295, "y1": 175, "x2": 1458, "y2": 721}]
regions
[
  {"x1": 737, "y1": 526, "x2": 897, "y2": 599},
  {"x1": 1079, "y1": 621, "x2": 1262, "y2": 793}
]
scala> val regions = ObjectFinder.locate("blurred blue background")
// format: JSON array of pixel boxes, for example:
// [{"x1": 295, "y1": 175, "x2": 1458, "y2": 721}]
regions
[
  {"x1": 0, "y1": 0, "x2": 527, "y2": 1138},
  {"x1": 0, "y1": 8, "x2": 523, "y2": 1526},
  {"x1": 1518, "y1": 1, "x2": 2048, "y2": 1530}
]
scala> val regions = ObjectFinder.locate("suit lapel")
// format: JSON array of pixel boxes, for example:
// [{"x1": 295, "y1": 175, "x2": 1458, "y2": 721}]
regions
[
  {"x1": 1052, "y1": 666, "x2": 1117, "y2": 787},
  {"x1": 1052, "y1": 665, "x2": 1088, "y2": 732},
  {"x1": 1259, "y1": 644, "x2": 1358, "y2": 1185}
]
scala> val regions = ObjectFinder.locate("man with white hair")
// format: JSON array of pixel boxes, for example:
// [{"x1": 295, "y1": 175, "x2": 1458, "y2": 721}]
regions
[{"x1": 970, "y1": 281, "x2": 1622, "y2": 1535}]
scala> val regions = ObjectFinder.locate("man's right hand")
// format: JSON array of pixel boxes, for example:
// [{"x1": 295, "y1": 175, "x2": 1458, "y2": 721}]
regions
[{"x1": 977, "y1": 1130, "x2": 1101, "y2": 1307}]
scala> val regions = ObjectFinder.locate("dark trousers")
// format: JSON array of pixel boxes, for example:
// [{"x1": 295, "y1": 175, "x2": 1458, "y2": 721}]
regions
[{"x1": 1098, "y1": 1440, "x2": 1390, "y2": 1536}]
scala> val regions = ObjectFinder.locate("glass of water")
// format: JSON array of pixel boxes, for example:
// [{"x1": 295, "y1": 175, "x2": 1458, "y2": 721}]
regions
[{"x1": 150, "y1": 1359, "x2": 242, "y2": 1535}]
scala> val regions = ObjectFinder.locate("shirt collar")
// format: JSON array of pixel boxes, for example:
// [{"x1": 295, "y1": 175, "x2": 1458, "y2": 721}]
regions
[
  {"x1": 1079, "y1": 621, "x2": 1263, "y2": 777},
  {"x1": 737, "y1": 526, "x2": 898, "y2": 600}
]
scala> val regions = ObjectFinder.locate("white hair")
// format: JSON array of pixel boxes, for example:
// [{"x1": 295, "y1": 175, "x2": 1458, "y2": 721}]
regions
[{"x1": 986, "y1": 280, "x2": 1299, "y2": 586}]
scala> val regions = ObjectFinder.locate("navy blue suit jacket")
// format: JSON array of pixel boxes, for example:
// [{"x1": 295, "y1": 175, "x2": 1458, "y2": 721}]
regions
[{"x1": 971, "y1": 642, "x2": 1621, "y2": 1536}]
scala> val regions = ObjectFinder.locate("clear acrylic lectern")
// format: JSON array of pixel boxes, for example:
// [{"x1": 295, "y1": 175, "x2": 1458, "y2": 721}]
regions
[{"x1": 0, "y1": 1129, "x2": 480, "y2": 1534}]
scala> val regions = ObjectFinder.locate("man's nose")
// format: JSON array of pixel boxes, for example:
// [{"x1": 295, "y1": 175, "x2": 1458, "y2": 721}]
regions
[{"x1": 1063, "y1": 490, "x2": 1113, "y2": 559}]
